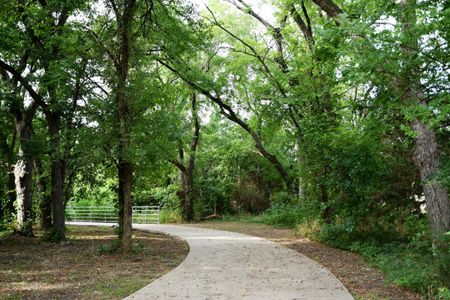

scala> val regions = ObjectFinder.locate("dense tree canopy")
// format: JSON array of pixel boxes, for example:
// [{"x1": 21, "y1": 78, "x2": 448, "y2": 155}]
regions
[{"x1": 0, "y1": 0, "x2": 449, "y2": 294}]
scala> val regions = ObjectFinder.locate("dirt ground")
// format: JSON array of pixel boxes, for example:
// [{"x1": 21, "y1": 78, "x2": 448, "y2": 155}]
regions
[
  {"x1": 0, "y1": 225, "x2": 189, "y2": 300},
  {"x1": 187, "y1": 221, "x2": 423, "y2": 300}
]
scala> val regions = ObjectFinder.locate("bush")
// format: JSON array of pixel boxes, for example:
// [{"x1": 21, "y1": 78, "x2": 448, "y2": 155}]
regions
[
  {"x1": 159, "y1": 208, "x2": 182, "y2": 223},
  {"x1": 269, "y1": 191, "x2": 296, "y2": 207},
  {"x1": 438, "y1": 288, "x2": 450, "y2": 300},
  {"x1": 260, "y1": 205, "x2": 305, "y2": 228},
  {"x1": 345, "y1": 237, "x2": 450, "y2": 297}
]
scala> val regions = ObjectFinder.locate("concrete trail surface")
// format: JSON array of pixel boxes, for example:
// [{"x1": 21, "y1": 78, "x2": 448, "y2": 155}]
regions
[{"x1": 70, "y1": 222, "x2": 353, "y2": 300}]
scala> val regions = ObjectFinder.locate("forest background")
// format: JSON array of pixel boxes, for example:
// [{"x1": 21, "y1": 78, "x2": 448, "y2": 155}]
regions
[{"x1": 0, "y1": 0, "x2": 449, "y2": 298}]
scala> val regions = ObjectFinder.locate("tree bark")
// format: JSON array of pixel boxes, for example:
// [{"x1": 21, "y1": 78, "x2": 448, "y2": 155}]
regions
[
  {"x1": 14, "y1": 122, "x2": 34, "y2": 236},
  {"x1": 34, "y1": 158, "x2": 52, "y2": 231},
  {"x1": 0, "y1": 129, "x2": 17, "y2": 217},
  {"x1": 6, "y1": 170, "x2": 16, "y2": 215},
  {"x1": 311, "y1": 0, "x2": 343, "y2": 18},
  {"x1": 176, "y1": 151, "x2": 195, "y2": 222},
  {"x1": 172, "y1": 94, "x2": 200, "y2": 222},
  {"x1": 399, "y1": 0, "x2": 450, "y2": 242},
  {"x1": 118, "y1": 159, "x2": 133, "y2": 251},
  {"x1": 115, "y1": 0, "x2": 137, "y2": 254},
  {"x1": 46, "y1": 113, "x2": 65, "y2": 240},
  {"x1": 176, "y1": 148, "x2": 190, "y2": 221},
  {"x1": 185, "y1": 94, "x2": 200, "y2": 221},
  {"x1": 412, "y1": 120, "x2": 450, "y2": 237}
]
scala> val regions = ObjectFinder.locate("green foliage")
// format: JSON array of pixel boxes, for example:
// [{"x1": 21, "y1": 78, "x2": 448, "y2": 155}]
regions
[
  {"x1": 148, "y1": 184, "x2": 178, "y2": 208},
  {"x1": 348, "y1": 239, "x2": 449, "y2": 297},
  {"x1": 0, "y1": 218, "x2": 15, "y2": 237},
  {"x1": 259, "y1": 205, "x2": 306, "y2": 228},
  {"x1": 0, "y1": 0, "x2": 449, "y2": 297},
  {"x1": 438, "y1": 288, "x2": 450, "y2": 300},
  {"x1": 159, "y1": 208, "x2": 183, "y2": 224}
]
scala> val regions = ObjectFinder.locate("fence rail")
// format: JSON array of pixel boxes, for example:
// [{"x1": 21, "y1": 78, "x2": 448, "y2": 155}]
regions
[{"x1": 66, "y1": 205, "x2": 160, "y2": 224}]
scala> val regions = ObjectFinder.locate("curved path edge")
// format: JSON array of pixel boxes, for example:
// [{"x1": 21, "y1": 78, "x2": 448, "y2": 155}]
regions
[{"x1": 68, "y1": 222, "x2": 353, "y2": 300}]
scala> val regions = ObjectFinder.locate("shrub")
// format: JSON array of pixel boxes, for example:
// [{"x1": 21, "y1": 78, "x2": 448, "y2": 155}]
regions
[{"x1": 159, "y1": 208, "x2": 182, "y2": 223}]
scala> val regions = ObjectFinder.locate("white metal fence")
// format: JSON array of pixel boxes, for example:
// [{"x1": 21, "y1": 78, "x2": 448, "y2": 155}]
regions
[{"x1": 66, "y1": 205, "x2": 160, "y2": 224}]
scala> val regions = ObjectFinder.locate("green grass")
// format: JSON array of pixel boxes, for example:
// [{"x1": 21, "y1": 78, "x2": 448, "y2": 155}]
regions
[{"x1": 93, "y1": 278, "x2": 151, "y2": 298}]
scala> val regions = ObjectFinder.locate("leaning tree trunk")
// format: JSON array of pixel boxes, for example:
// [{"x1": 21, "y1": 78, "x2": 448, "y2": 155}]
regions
[
  {"x1": 34, "y1": 158, "x2": 52, "y2": 231},
  {"x1": 46, "y1": 114, "x2": 65, "y2": 240},
  {"x1": 14, "y1": 123, "x2": 34, "y2": 236}
]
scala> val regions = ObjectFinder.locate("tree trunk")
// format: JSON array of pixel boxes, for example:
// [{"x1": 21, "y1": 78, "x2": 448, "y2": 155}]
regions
[
  {"x1": 118, "y1": 160, "x2": 133, "y2": 252},
  {"x1": 176, "y1": 165, "x2": 195, "y2": 222},
  {"x1": 172, "y1": 95, "x2": 200, "y2": 222},
  {"x1": 63, "y1": 161, "x2": 76, "y2": 207},
  {"x1": 6, "y1": 168, "x2": 16, "y2": 216},
  {"x1": 311, "y1": 0, "x2": 343, "y2": 18},
  {"x1": 118, "y1": 165, "x2": 124, "y2": 239},
  {"x1": 117, "y1": 91, "x2": 133, "y2": 253},
  {"x1": 412, "y1": 121, "x2": 450, "y2": 238},
  {"x1": 176, "y1": 147, "x2": 195, "y2": 222},
  {"x1": 176, "y1": 148, "x2": 187, "y2": 219},
  {"x1": 118, "y1": 159, "x2": 133, "y2": 247},
  {"x1": 399, "y1": 0, "x2": 450, "y2": 242},
  {"x1": 114, "y1": 0, "x2": 137, "y2": 254},
  {"x1": 34, "y1": 158, "x2": 52, "y2": 231},
  {"x1": 46, "y1": 114, "x2": 65, "y2": 240},
  {"x1": 14, "y1": 123, "x2": 33, "y2": 236},
  {"x1": 185, "y1": 172, "x2": 195, "y2": 221}
]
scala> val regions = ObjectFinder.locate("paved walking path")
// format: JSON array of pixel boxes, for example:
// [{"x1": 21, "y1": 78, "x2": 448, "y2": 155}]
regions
[{"x1": 70, "y1": 222, "x2": 353, "y2": 300}]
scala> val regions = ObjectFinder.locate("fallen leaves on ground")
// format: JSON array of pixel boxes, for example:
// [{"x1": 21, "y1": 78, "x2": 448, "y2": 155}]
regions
[{"x1": 0, "y1": 225, "x2": 189, "y2": 300}]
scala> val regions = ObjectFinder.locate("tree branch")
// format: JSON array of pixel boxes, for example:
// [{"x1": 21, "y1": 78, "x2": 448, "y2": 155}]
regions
[
  {"x1": 311, "y1": 0, "x2": 343, "y2": 18},
  {"x1": 157, "y1": 58, "x2": 293, "y2": 189},
  {"x1": 169, "y1": 159, "x2": 187, "y2": 174},
  {"x1": 0, "y1": 59, "x2": 47, "y2": 111}
]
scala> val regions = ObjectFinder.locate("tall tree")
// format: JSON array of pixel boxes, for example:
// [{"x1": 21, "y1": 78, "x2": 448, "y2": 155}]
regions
[
  {"x1": 0, "y1": 113, "x2": 17, "y2": 222},
  {"x1": 103, "y1": 0, "x2": 138, "y2": 253},
  {"x1": 170, "y1": 93, "x2": 200, "y2": 221},
  {"x1": 0, "y1": 56, "x2": 39, "y2": 236},
  {"x1": 399, "y1": 0, "x2": 450, "y2": 242}
]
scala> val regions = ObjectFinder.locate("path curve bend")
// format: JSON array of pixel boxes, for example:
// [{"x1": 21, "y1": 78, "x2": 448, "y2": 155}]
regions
[
  {"x1": 131, "y1": 224, "x2": 352, "y2": 300},
  {"x1": 70, "y1": 222, "x2": 353, "y2": 299}
]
